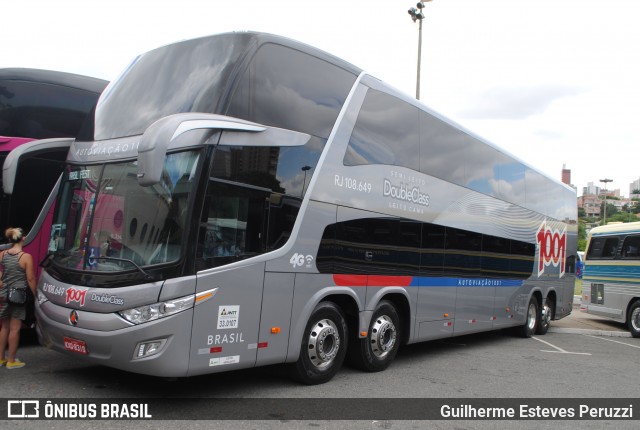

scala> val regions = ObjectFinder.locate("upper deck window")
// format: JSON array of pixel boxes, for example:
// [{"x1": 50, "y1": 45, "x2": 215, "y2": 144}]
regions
[
  {"x1": 343, "y1": 89, "x2": 420, "y2": 170},
  {"x1": 227, "y1": 43, "x2": 357, "y2": 139},
  {"x1": 94, "y1": 35, "x2": 249, "y2": 140}
]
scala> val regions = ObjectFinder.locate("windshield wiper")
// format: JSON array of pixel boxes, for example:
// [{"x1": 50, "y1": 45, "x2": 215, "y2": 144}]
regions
[
  {"x1": 41, "y1": 250, "x2": 73, "y2": 268},
  {"x1": 89, "y1": 256, "x2": 154, "y2": 280}
]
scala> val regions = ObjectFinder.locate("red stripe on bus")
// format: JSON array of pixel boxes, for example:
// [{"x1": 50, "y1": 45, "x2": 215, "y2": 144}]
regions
[
  {"x1": 333, "y1": 274, "x2": 367, "y2": 286},
  {"x1": 333, "y1": 275, "x2": 412, "y2": 287}
]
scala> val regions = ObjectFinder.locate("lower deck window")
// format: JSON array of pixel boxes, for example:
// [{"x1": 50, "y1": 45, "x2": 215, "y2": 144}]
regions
[{"x1": 317, "y1": 217, "x2": 535, "y2": 279}]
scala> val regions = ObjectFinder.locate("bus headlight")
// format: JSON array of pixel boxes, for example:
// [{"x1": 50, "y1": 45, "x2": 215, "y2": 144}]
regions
[
  {"x1": 119, "y1": 296, "x2": 195, "y2": 325},
  {"x1": 118, "y1": 287, "x2": 218, "y2": 325}
]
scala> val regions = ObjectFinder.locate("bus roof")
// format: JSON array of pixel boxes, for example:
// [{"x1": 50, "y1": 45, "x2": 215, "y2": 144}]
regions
[
  {"x1": 0, "y1": 68, "x2": 107, "y2": 94},
  {"x1": 588, "y1": 221, "x2": 640, "y2": 236}
]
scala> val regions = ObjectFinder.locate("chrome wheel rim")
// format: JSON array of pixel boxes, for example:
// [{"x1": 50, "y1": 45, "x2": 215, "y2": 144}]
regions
[
  {"x1": 541, "y1": 302, "x2": 551, "y2": 328},
  {"x1": 307, "y1": 318, "x2": 340, "y2": 368},
  {"x1": 370, "y1": 315, "x2": 397, "y2": 359},
  {"x1": 527, "y1": 302, "x2": 537, "y2": 331},
  {"x1": 631, "y1": 307, "x2": 640, "y2": 332}
]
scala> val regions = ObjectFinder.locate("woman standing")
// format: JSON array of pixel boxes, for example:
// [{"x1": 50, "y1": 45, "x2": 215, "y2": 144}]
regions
[{"x1": 0, "y1": 227, "x2": 36, "y2": 369}]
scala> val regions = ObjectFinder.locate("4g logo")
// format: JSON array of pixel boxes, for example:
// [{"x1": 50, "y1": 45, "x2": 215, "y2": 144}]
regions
[
  {"x1": 536, "y1": 221, "x2": 566, "y2": 278},
  {"x1": 290, "y1": 253, "x2": 315, "y2": 269}
]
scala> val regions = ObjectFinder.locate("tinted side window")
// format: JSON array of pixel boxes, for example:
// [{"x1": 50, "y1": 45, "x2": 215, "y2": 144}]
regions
[
  {"x1": 197, "y1": 141, "x2": 311, "y2": 269},
  {"x1": 602, "y1": 237, "x2": 619, "y2": 258},
  {"x1": 622, "y1": 235, "x2": 640, "y2": 259},
  {"x1": 197, "y1": 180, "x2": 268, "y2": 270},
  {"x1": 318, "y1": 218, "x2": 398, "y2": 275},
  {"x1": 419, "y1": 111, "x2": 466, "y2": 185},
  {"x1": 421, "y1": 223, "x2": 445, "y2": 275},
  {"x1": 211, "y1": 139, "x2": 325, "y2": 198},
  {"x1": 509, "y1": 240, "x2": 536, "y2": 278},
  {"x1": 0, "y1": 80, "x2": 101, "y2": 139},
  {"x1": 587, "y1": 237, "x2": 604, "y2": 259},
  {"x1": 444, "y1": 229, "x2": 482, "y2": 277},
  {"x1": 227, "y1": 43, "x2": 357, "y2": 139},
  {"x1": 481, "y1": 236, "x2": 511, "y2": 278},
  {"x1": 398, "y1": 221, "x2": 422, "y2": 275},
  {"x1": 344, "y1": 89, "x2": 420, "y2": 170},
  {"x1": 318, "y1": 218, "x2": 534, "y2": 280},
  {"x1": 587, "y1": 236, "x2": 620, "y2": 259}
]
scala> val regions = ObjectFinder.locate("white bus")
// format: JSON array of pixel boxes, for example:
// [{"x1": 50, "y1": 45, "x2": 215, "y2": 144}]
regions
[
  {"x1": 582, "y1": 222, "x2": 640, "y2": 337},
  {"x1": 30, "y1": 32, "x2": 577, "y2": 384}
]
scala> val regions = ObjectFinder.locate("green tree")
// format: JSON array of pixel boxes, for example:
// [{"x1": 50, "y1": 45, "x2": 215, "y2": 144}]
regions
[{"x1": 578, "y1": 220, "x2": 587, "y2": 251}]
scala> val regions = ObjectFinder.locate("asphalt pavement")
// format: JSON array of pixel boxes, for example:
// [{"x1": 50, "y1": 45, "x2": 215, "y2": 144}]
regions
[{"x1": 549, "y1": 296, "x2": 631, "y2": 337}]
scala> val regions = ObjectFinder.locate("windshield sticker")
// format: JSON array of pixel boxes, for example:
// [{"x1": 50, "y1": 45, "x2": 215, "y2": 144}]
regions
[
  {"x1": 217, "y1": 306, "x2": 240, "y2": 329},
  {"x1": 68, "y1": 170, "x2": 92, "y2": 181}
]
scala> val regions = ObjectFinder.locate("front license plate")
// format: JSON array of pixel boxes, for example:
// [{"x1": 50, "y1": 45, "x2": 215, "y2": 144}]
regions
[{"x1": 64, "y1": 337, "x2": 88, "y2": 355}]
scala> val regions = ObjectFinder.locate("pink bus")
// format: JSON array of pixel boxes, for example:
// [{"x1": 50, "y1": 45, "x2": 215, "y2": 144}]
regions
[{"x1": 0, "y1": 68, "x2": 107, "y2": 278}]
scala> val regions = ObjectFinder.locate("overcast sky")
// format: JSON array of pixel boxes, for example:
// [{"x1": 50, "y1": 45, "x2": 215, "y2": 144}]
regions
[{"x1": 3, "y1": 0, "x2": 639, "y2": 197}]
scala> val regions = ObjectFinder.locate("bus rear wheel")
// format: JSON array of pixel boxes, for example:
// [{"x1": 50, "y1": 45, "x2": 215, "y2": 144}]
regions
[
  {"x1": 517, "y1": 296, "x2": 539, "y2": 338},
  {"x1": 627, "y1": 301, "x2": 640, "y2": 338},
  {"x1": 350, "y1": 300, "x2": 400, "y2": 372},
  {"x1": 291, "y1": 301, "x2": 348, "y2": 385},
  {"x1": 536, "y1": 297, "x2": 554, "y2": 335}
]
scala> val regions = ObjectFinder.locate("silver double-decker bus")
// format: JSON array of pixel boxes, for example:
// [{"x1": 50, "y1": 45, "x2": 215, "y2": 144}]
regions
[{"x1": 31, "y1": 32, "x2": 577, "y2": 384}]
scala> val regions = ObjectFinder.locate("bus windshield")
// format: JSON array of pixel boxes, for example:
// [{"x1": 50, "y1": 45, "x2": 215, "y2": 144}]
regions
[{"x1": 49, "y1": 151, "x2": 200, "y2": 273}]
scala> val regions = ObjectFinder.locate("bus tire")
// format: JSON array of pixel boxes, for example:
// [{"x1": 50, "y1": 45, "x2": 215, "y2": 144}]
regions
[
  {"x1": 627, "y1": 301, "x2": 640, "y2": 338},
  {"x1": 536, "y1": 296, "x2": 554, "y2": 335},
  {"x1": 517, "y1": 296, "x2": 539, "y2": 338},
  {"x1": 290, "y1": 301, "x2": 348, "y2": 385},
  {"x1": 350, "y1": 300, "x2": 400, "y2": 372}
]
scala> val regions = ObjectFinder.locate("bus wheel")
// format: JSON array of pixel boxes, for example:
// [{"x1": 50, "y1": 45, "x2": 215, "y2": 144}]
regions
[
  {"x1": 517, "y1": 296, "x2": 539, "y2": 338},
  {"x1": 627, "y1": 301, "x2": 640, "y2": 338},
  {"x1": 350, "y1": 300, "x2": 400, "y2": 372},
  {"x1": 291, "y1": 302, "x2": 347, "y2": 385},
  {"x1": 536, "y1": 297, "x2": 554, "y2": 335}
]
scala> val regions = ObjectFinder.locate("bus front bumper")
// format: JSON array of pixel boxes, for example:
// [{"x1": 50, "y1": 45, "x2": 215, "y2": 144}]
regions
[{"x1": 35, "y1": 300, "x2": 194, "y2": 378}]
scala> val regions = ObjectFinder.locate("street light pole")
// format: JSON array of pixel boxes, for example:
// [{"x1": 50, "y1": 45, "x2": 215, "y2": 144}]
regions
[
  {"x1": 600, "y1": 178, "x2": 613, "y2": 225},
  {"x1": 408, "y1": 1, "x2": 432, "y2": 100},
  {"x1": 301, "y1": 165, "x2": 311, "y2": 198}
]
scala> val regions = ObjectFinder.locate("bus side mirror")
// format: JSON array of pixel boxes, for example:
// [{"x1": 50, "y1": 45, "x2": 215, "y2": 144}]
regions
[
  {"x1": 137, "y1": 113, "x2": 310, "y2": 187},
  {"x1": 137, "y1": 113, "x2": 265, "y2": 187}
]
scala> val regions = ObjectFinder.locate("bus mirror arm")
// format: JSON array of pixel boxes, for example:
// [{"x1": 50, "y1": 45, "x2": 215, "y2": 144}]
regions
[{"x1": 137, "y1": 113, "x2": 266, "y2": 187}]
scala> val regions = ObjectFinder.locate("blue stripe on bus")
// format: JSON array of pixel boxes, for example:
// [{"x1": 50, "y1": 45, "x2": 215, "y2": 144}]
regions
[
  {"x1": 584, "y1": 265, "x2": 640, "y2": 279},
  {"x1": 411, "y1": 278, "x2": 524, "y2": 287}
]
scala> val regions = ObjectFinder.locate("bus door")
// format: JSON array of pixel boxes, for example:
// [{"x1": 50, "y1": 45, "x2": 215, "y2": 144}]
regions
[
  {"x1": 190, "y1": 177, "x2": 272, "y2": 376},
  {"x1": 1, "y1": 138, "x2": 73, "y2": 277}
]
